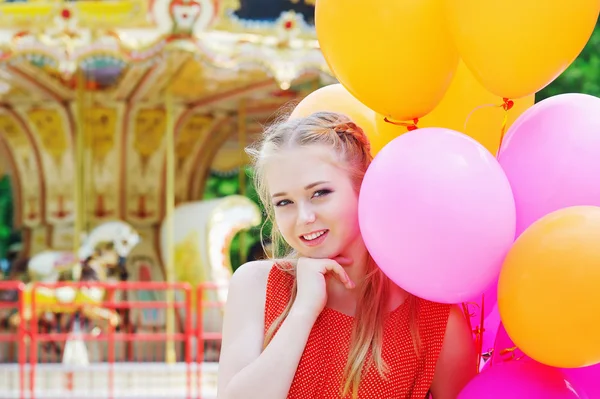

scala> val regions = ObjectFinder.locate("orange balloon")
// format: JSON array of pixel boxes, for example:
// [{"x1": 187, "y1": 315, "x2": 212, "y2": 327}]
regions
[
  {"x1": 315, "y1": 0, "x2": 459, "y2": 121},
  {"x1": 290, "y1": 84, "x2": 379, "y2": 154},
  {"x1": 498, "y1": 206, "x2": 600, "y2": 368},
  {"x1": 444, "y1": 0, "x2": 599, "y2": 99},
  {"x1": 373, "y1": 61, "x2": 534, "y2": 155}
]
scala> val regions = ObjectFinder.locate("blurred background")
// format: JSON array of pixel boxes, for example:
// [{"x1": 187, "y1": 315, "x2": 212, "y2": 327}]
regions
[{"x1": 0, "y1": 1, "x2": 596, "y2": 397}]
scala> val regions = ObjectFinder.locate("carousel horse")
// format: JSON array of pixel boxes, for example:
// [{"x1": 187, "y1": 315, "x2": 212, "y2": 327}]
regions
[{"x1": 5, "y1": 221, "x2": 140, "y2": 332}]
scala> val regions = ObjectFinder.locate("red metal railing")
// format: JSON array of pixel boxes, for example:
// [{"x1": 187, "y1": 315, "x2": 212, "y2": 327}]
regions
[
  {"x1": 0, "y1": 281, "x2": 226, "y2": 399},
  {"x1": 0, "y1": 281, "x2": 26, "y2": 399},
  {"x1": 196, "y1": 282, "x2": 227, "y2": 398}
]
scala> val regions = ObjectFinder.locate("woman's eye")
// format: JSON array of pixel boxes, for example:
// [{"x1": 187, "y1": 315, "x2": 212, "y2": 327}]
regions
[
  {"x1": 275, "y1": 199, "x2": 291, "y2": 207},
  {"x1": 313, "y1": 189, "x2": 332, "y2": 198}
]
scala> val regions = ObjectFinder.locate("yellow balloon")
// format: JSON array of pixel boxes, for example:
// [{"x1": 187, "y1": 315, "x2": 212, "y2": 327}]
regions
[
  {"x1": 498, "y1": 206, "x2": 600, "y2": 368},
  {"x1": 373, "y1": 61, "x2": 534, "y2": 155},
  {"x1": 444, "y1": 0, "x2": 600, "y2": 99},
  {"x1": 315, "y1": 0, "x2": 459, "y2": 121},
  {"x1": 290, "y1": 84, "x2": 378, "y2": 149}
]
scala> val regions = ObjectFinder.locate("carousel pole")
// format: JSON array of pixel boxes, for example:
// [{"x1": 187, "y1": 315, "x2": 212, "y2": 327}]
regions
[
  {"x1": 73, "y1": 69, "x2": 86, "y2": 254},
  {"x1": 164, "y1": 66, "x2": 177, "y2": 365},
  {"x1": 238, "y1": 99, "x2": 247, "y2": 263}
]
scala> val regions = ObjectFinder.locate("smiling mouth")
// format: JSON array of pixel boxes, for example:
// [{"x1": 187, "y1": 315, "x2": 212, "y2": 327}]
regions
[{"x1": 300, "y1": 229, "x2": 329, "y2": 245}]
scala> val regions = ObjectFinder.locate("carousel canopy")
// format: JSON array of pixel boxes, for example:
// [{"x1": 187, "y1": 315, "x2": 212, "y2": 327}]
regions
[{"x1": 0, "y1": 0, "x2": 332, "y2": 253}]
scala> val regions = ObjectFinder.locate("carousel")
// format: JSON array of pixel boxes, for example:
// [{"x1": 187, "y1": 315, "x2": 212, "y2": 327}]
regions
[{"x1": 0, "y1": 0, "x2": 331, "y2": 396}]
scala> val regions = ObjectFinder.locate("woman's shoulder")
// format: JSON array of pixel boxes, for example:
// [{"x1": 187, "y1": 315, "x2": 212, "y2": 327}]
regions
[
  {"x1": 225, "y1": 261, "x2": 276, "y2": 322},
  {"x1": 413, "y1": 297, "x2": 453, "y2": 334},
  {"x1": 229, "y1": 260, "x2": 274, "y2": 291},
  {"x1": 229, "y1": 260, "x2": 295, "y2": 327},
  {"x1": 229, "y1": 259, "x2": 293, "y2": 293}
]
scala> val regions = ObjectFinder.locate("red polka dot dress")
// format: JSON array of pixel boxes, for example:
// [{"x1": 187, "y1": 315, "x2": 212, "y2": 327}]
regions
[{"x1": 264, "y1": 264, "x2": 451, "y2": 399}]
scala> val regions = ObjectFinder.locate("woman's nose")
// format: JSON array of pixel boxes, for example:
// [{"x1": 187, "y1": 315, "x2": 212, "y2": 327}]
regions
[{"x1": 298, "y1": 204, "x2": 316, "y2": 225}]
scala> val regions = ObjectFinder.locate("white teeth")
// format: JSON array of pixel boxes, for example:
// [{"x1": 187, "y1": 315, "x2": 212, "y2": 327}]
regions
[{"x1": 303, "y1": 230, "x2": 326, "y2": 241}]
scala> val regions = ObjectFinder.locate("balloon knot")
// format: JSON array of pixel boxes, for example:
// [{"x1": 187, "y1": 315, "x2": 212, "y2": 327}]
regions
[
  {"x1": 502, "y1": 98, "x2": 514, "y2": 111},
  {"x1": 384, "y1": 117, "x2": 419, "y2": 132}
]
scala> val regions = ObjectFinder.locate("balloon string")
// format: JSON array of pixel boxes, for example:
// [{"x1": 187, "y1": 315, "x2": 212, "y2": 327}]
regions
[
  {"x1": 477, "y1": 294, "x2": 485, "y2": 372},
  {"x1": 463, "y1": 98, "x2": 515, "y2": 155},
  {"x1": 461, "y1": 299, "x2": 484, "y2": 374},
  {"x1": 383, "y1": 117, "x2": 419, "y2": 131},
  {"x1": 463, "y1": 103, "x2": 499, "y2": 132},
  {"x1": 497, "y1": 98, "x2": 514, "y2": 156}
]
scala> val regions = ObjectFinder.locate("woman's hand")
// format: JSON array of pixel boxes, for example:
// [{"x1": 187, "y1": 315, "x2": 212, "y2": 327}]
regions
[{"x1": 294, "y1": 257, "x2": 356, "y2": 318}]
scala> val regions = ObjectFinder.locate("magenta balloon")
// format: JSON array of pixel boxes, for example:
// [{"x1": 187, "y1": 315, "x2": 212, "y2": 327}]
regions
[
  {"x1": 498, "y1": 93, "x2": 600, "y2": 236},
  {"x1": 562, "y1": 364, "x2": 600, "y2": 399},
  {"x1": 458, "y1": 361, "x2": 586, "y2": 399},
  {"x1": 358, "y1": 128, "x2": 516, "y2": 303},
  {"x1": 481, "y1": 304, "x2": 501, "y2": 356},
  {"x1": 492, "y1": 323, "x2": 597, "y2": 399},
  {"x1": 491, "y1": 323, "x2": 527, "y2": 366}
]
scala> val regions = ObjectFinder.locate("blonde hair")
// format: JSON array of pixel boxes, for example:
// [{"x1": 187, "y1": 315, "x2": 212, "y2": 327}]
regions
[{"x1": 246, "y1": 111, "x2": 420, "y2": 397}]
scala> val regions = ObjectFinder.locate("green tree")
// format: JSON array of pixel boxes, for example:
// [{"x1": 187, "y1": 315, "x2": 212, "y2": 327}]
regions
[
  {"x1": 203, "y1": 167, "x2": 270, "y2": 271},
  {"x1": 0, "y1": 175, "x2": 13, "y2": 259}
]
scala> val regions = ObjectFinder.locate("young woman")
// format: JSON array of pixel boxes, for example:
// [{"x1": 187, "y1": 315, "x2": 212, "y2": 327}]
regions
[{"x1": 217, "y1": 111, "x2": 477, "y2": 398}]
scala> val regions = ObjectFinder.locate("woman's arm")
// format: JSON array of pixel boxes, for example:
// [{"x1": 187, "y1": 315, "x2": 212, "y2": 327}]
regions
[
  {"x1": 217, "y1": 261, "x2": 318, "y2": 399},
  {"x1": 429, "y1": 305, "x2": 478, "y2": 398}
]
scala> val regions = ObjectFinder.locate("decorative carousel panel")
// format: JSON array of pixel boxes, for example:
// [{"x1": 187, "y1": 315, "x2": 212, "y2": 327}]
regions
[
  {"x1": 174, "y1": 112, "x2": 217, "y2": 204},
  {"x1": 80, "y1": 104, "x2": 125, "y2": 223},
  {"x1": 150, "y1": 0, "x2": 225, "y2": 37},
  {"x1": 28, "y1": 225, "x2": 49, "y2": 256},
  {"x1": 126, "y1": 226, "x2": 167, "y2": 328},
  {"x1": 196, "y1": 31, "x2": 323, "y2": 91},
  {"x1": 188, "y1": 116, "x2": 236, "y2": 199},
  {"x1": 80, "y1": 54, "x2": 128, "y2": 92},
  {"x1": 138, "y1": 52, "x2": 274, "y2": 104},
  {"x1": 6, "y1": 64, "x2": 72, "y2": 104},
  {"x1": 50, "y1": 223, "x2": 75, "y2": 251},
  {"x1": 209, "y1": 138, "x2": 252, "y2": 174},
  {"x1": 0, "y1": 110, "x2": 43, "y2": 227},
  {"x1": 0, "y1": 0, "x2": 151, "y2": 30},
  {"x1": 14, "y1": 105, "x2": 74, "y2": 226},
  {"x1": 71, "y1": 0, "x2": 152, "y2": 29},
  {"x1": 124, "y1": 106, "x2": 168, "y2": 225},
  {"x1": 111, "y1": 64, "x2": 153, "y2": 102},
  {"x1": 0, "y1": 68, "x2": 42, "y2": 104},
  {"x1": 17, "y1": 52, "x2": 65, "y2": 85},
  {"x1": 134, "y1": 51, "x2": 189, "y2": 102},
  {"x1": 0, "y1": 2, "x2": 57, "y2": 28}
]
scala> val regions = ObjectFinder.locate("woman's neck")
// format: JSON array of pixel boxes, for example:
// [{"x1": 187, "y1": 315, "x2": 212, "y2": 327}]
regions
[
  {"x1": 325, "y1": 243, "x2": 410, "y2": 315},
  {"x1": 324, "y1": 243, "x2": 370, "y2": 315}
]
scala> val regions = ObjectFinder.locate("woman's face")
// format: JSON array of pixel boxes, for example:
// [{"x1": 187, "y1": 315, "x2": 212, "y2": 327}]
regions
[{"x1": 265, "y1": 144, "x2": 363, "y2": 260}]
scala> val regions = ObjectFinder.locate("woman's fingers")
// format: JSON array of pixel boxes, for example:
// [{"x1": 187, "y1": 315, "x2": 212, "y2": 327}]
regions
[{"x1": 323, "y1": 261, "x2": 355, "y2": 289}]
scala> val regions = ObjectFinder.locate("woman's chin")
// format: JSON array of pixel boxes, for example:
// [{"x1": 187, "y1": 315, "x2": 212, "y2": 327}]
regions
[{"x1": 305, "y1": 249, "x2": 343, "y2": 262}]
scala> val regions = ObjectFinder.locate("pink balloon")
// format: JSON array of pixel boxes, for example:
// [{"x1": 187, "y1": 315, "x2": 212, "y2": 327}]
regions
[
  {"x1": 563, "y1": 364, "x2": 600, "y2": 399},
  {"x1": 498, "y1": 93, "x2": 600, "y2": 236},
  {"x1": 491, "y1": 323, "x2": 527, "y2": 366},
  {"x1": 359, "y1": 128, "x2": 516, "y2": 303},
  {"x1": 458, "y1": 361, "x2": 586, "y2": 399},
  {"x1": 481, "y1": 305, "x2": 501, "y2": 356},
  {"x1": 492, "y1": 323, "x2": 598, "y2": 398}
]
